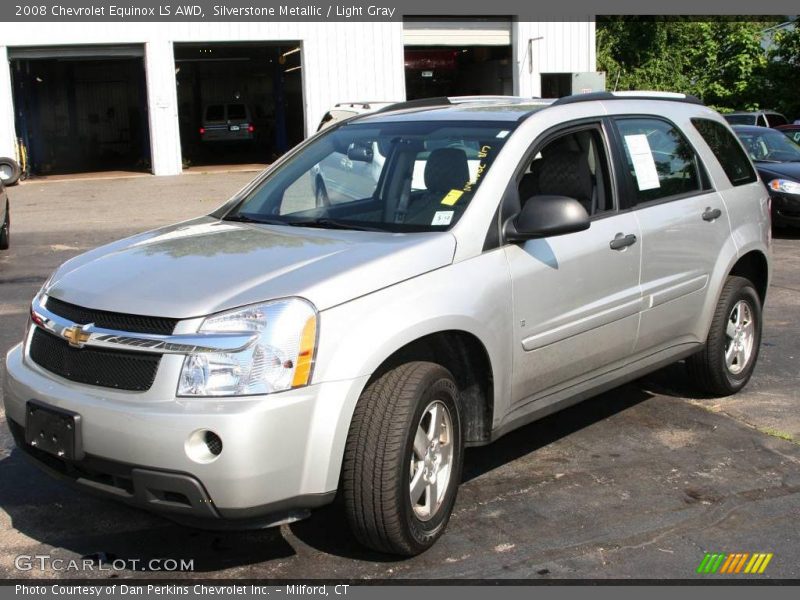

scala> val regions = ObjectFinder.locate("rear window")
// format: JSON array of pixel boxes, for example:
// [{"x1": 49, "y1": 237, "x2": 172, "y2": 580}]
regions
[
  {"x1": 692, "y1": 119, "x2": 757, "y2": 186},
  {"x1": 766, "y1": 113, "x2": 788, "y2": 127},
  {"x1": 205, "y1": 105, "x2": 224, "y2": 121},
  {"x1": 227, "y1": 104, "x2": 247, "y2": 120}
]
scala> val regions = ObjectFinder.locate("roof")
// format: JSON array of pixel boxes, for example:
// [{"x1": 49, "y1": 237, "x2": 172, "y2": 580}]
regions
[
  {"x1": 728, "y1": 110, "x2": 784, "y2": 116},
  {"x1": 351, "y1": 92, "x2": 707, "y2": 125},
  {"x1": 356, "y1": 101, "x2": 553, "y2": 124}
]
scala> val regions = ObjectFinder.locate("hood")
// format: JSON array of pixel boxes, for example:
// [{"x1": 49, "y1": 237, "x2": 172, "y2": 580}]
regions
[
  {"x1": 45, "y1": 217, "x2": 456, "y2": 318},
  {"x1": 755, "y1": 161, "x2": 800, "y2": 182}
]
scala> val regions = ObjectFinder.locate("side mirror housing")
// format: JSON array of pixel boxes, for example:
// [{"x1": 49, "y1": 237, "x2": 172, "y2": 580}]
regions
[{"x1": 505, "y1": 195, "x2": 590, "y2": 241}]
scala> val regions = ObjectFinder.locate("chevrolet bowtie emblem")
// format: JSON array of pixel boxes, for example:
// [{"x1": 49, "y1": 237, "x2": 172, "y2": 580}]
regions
[{"x1": 63, "y1": 324, "x2": 92, "y2": 348}]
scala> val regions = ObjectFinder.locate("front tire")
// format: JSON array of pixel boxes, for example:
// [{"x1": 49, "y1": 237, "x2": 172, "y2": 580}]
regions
[
  {"x1": 687, "y1": 276, "x2": 762, "y2": 396},
  {"x1": 342, "y1": 362, "x2": 463, "y2": 556}
]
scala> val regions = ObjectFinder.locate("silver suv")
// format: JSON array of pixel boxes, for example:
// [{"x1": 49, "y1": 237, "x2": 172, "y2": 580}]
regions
[{"x1": 3, "y1": 92, "x2": 770, "y2": 556}]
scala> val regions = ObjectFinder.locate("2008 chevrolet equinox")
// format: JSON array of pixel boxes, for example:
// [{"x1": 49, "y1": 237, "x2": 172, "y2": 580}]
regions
[{"x1": 4, "y1": 92, "x2": 770, "y2": 555}]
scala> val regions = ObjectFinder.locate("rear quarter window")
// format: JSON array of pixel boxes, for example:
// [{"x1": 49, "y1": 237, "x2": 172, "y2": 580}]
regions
[
  {"x1": 766, "y1": 113, "x2": 788, "y2": 127},
  {"x1": 691, "y1": 118, "x2": 757, "y2": 186}
]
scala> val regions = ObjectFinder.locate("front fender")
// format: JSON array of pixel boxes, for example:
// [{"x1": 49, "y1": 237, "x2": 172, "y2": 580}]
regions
[{"x1": 313, "y1": 248, "x2": 513, "y2": 429}]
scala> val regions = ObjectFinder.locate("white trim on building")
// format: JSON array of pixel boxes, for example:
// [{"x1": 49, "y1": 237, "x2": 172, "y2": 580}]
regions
[{"x1": 0, "y1": 19, "x2": 595, "y2": 177}]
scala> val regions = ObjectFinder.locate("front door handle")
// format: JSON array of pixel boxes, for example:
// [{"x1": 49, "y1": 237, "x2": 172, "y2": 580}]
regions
[
  {"x1": 702, "y1": 207, "x2": 722, "y2": 222},
  {"x1": 609, "y1": 233, "x2": 637, "y2": 250}
]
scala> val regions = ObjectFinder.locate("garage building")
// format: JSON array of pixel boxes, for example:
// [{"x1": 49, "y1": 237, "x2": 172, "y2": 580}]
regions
[{"x1": 0, "y1": 19, "x2": 598, "y2": 177}]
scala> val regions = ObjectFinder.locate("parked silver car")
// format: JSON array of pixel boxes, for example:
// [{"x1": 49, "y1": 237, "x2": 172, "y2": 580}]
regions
[
  {"x1": 4, "y1": 92, "x2": 770, "y2": 555},
  {"x1": 723, "y1": 110, "x2": 788, "y2": 128}
]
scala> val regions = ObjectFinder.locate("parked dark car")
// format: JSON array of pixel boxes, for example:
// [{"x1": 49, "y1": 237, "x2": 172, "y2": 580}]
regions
[
  {"x1": 1, "y1": 181, "x2": 9, "y2": 250},
  {"x1": 733, "y1": 125, "x2": 800, "y2": 227},
  {"x1": 776, "y1": 124, "x2": 800, "y2": 145}
]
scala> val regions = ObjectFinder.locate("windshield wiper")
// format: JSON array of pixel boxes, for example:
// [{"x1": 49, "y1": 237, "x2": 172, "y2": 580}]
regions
[
  {"x1": 287, "y1": 218, "x2": 386, "y2": 232},
  {"x1": 222, "y1": 214, "x2": 288, "y2": 226}
]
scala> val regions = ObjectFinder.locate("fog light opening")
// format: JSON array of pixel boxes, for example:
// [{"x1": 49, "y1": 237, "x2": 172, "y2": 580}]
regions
[
  {"x1": 204, "y1": 431, "x2": 223, "y2": 456},
  {"x1": 185, "y1": 429, "x2": 223, "y2": 464}
]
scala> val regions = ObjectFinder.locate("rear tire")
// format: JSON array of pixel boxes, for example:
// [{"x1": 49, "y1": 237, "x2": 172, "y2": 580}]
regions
[
  {"x1": 342, "y1": 361, "x2": 463, "y2": 556},
  {"x1": 0, "y1": 157, "x2": 21, "y2": 186},
  {"x1": 687, "y1": 276, "x2": 762, "y2": 396}
]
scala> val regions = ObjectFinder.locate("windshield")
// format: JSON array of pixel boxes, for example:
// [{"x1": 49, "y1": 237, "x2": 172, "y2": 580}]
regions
[
  {"x1": 735, "y1": 129, "x2": 800, "y2": 162},
  {"x1": 226, "y1": 120, "x2": 516, "y2": 232}
]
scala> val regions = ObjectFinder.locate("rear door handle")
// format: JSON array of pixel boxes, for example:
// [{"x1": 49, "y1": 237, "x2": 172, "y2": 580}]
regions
[
  {"x1": 609, "y1": 233, "x2": 637, "y2": 250},
  {"x1": 702, "y1": 207, "x2": 722, "y2": 222}
]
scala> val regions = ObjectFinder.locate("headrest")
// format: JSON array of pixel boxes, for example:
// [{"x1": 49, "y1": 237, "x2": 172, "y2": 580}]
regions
[
  {"x1": 536, "y1": 148, "x2": 593, "y2": 203},
  {"x1": 424, "y1": 148, "x2": 469, "y2": 193}
]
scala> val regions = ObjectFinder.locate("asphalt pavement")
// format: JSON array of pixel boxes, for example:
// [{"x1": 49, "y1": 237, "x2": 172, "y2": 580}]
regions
[{"x1": 0, "y1": 174, "x2": 798, "y2": 580}]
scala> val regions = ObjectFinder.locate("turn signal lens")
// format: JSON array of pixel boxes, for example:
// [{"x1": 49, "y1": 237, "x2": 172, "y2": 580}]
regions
[{"x1": 292, "y1": 316, "x2": 317, "y2": 388}]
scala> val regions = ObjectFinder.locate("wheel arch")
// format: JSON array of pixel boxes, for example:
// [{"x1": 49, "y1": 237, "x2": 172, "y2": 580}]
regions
[
  {"x1": 728, "y1": 249, "x2": 769, "y2": 305},
  {"x1": 365, "y1": 330, "x2": 495, "y2": 445},
  {"x1": 698, "y1": 243, "x2": 770, "y2": 345}
]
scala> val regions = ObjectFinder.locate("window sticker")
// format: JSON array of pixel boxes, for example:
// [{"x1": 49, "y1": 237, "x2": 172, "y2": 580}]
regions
[
  {"x1": 431, "y1": 211, "x2": 454, "y2": 226},
  {"x1": 624, "y1": 134, "x2": 661, "y2": 191},
  {"x1": 441, "y1": 189, "x2": 464, "y2": 206},
  {"x1": 496, "y1": 130, "x2": 510, "y2": 139}
]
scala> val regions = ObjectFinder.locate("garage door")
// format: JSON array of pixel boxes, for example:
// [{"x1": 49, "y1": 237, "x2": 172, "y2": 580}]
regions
[
  {"x1": 10, "y1": 44, "x2": 150, "y2": 176},
  {"x1": 403, "y1": 20, "x2": 512, "y2": 46}
]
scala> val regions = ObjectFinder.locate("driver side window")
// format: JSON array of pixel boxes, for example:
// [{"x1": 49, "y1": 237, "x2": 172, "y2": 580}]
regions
[{"x1": 518, "y1": 126, "x2": 614, "y2": 217}]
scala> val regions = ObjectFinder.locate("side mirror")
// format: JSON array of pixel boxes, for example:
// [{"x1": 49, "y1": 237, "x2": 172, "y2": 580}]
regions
[
  {"x1": 347, "y1": 141, "x2": 374, "y2": 163},
  {"x1": 505, "y1": 195, "x2": 590, "y2": 241}
]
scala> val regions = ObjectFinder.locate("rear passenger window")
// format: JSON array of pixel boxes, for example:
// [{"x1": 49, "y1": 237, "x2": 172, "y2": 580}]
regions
[
  {"x1": 692, "y1": 118, "x2": 757, "y2": 186},
  {"x1": 614, "y1": 118, "x2": 704, "y2": 205}
]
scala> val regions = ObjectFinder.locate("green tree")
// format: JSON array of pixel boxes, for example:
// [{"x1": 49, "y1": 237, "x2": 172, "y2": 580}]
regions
[
  {"x1": 767, "y1": 25, "x2": 800, "y2": 118},
  {"x1": 597, "y1": 17, "x2": 793, "y2": 116}
]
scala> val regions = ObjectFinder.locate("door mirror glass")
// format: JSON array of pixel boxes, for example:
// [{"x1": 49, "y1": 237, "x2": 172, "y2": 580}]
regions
[{"x1": 506, "y1": 195, "x2": 590, "y2": 241}]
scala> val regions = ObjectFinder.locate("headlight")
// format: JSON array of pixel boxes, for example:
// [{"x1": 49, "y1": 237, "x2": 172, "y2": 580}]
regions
[
  {"x1": 768, "y1": 179, "x2": 800, "y2": 195},
  {"x1": 178, "y1": 298, "x2": 317, "y2": 397}
]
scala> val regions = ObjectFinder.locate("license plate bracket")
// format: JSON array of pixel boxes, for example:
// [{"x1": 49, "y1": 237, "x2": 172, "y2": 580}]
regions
[{"x1": 25, "y1": 401, "x2": 84, "y2": 461}]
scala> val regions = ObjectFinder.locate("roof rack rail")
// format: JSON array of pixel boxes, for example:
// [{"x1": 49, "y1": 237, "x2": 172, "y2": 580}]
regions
[{"x1": 552, "y1": 91, "x2": 704, "y2": 106}]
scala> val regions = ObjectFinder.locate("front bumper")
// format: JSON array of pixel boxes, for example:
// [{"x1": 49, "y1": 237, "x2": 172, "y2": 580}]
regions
[
  {"x1": 770, "y1": 191, "x2": 800, "y2": 226},
  {"x1": 3, "y1": 342, "x2": 368, "y2": 527}
]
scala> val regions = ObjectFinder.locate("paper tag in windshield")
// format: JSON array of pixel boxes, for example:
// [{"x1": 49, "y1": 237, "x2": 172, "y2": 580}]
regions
[
  {"x1": 624, "y1": 134, "x2": 661, "y2": 191},
  {"x1": 441, "y1": 189, "x2": 464, "y2": 206},
  {"x1": 431, "y1": 211, "x2": 454, "y2": 226}
]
